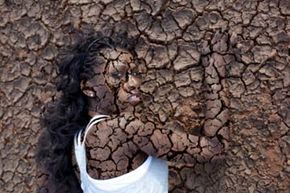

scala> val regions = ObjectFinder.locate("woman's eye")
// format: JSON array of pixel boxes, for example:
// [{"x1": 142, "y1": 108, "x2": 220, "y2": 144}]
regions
[
  {"x1": 111, "y1": 72, "x2": 123, "y2": 78},
  {"x1": 131, "y1": 72, "x2": 141, "y2": 77}
]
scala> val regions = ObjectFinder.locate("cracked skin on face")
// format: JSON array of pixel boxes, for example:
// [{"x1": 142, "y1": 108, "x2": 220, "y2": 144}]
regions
[{"x1": 81, "y1": 47, "x2": 146, "y2": 116}]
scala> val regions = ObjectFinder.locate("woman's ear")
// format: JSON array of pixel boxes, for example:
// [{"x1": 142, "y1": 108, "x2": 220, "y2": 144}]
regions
[{"x1": 80, "y1": 80, "x2": 96, "y2": 97}]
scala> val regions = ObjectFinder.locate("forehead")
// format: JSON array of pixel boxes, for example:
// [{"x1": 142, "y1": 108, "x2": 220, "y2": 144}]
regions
[
  {"x1": 92, "y1": 48, "x2": 136, "y2": 73},
  {"x1": 99, "y1": 48, "x2": 133, "y2": 62}
]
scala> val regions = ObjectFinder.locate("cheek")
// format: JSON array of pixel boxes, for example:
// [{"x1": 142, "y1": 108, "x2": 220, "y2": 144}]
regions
[
  {"x1": 105, "y1": 75, "x2": 122, "y2": 89},
  {"x1": 117, "y1": 87, "x2": 128, "y2": 102},
  {"x1": 133, "y1": 77, "x2": 142, "y2": 86},
  {"x1": 93, "y1": 85, "x2": 112, "y2": 99}
]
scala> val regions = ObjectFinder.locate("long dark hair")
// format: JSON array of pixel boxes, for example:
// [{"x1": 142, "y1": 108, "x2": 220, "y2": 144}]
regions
[{"x1": 36, "y1": 32, "x2": 137, "y2": 193}]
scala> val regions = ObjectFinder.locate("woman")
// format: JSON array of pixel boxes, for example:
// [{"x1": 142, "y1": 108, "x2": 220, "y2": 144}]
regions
[{"x1": 36, "y1": 33, "x2": 225, "y2": 193}]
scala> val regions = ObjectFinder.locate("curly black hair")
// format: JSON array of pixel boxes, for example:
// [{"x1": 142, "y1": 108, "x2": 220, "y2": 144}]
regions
[{"x1": 36, "y1": 32, "x2": 137, "y2": 193}]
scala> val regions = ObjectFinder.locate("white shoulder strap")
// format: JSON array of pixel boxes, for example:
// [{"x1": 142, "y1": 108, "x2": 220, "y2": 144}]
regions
[
  {"x1": 75, "y1": 114, "x2": 110, "y2": 146},
  {"x1": 74, "y1": 115, "x2": 110, "y2": 175}
]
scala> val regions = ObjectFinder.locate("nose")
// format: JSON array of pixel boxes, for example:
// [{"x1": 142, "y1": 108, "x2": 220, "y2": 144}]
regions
[{"x1": 124, "y1": 75, "x2": 141, "y2": 91}]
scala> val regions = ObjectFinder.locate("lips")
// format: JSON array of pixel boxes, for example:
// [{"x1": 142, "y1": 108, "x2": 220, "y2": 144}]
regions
[
  {"x1": 128, "y1": 92, "x2": 141, "y2": 105},
  {"x1": 118, "y1": 87, "x2": 142, "y2": 105}
]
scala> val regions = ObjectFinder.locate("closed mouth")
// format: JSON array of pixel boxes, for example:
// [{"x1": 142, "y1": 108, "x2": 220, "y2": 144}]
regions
[{"x1": 128, "y1": 93, "x2": 141, "y2": 104}]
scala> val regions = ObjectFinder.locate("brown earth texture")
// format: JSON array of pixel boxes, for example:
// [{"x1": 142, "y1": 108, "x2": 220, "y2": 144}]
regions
[{"x1": 0, "y1": 0, "x2": 290, "y2": 193}]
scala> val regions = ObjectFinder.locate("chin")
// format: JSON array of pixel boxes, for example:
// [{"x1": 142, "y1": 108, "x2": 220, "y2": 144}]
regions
[
  {"x1": 119, "y1": 99, "x2": 141, "y2": 106},
  {"x1": 116, "y1": 99, "x2": 141, "y2": 113}
]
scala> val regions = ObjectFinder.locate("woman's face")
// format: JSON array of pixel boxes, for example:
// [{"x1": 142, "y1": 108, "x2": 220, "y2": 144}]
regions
[
  {"x1": 81, "y1": 47, "x2": 146, "y2": 114},
  {"x1": 103, "y1": 48, "x2": 145, "y2": 105}
]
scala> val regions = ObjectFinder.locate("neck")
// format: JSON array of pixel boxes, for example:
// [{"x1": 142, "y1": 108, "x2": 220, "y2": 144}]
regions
[{"x1": 88, "y1": 105, "x2": 136, "y2": 117}]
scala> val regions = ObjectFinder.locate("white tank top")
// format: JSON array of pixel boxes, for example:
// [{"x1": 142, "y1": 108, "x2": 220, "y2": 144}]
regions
[{"x1": 74, "y1": 115, "x2": 168, "y2": 193}]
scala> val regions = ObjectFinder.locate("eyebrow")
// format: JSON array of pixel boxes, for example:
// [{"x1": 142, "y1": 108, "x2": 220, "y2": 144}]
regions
[{"x1": 112, "y1": 62, "x2": 129, "y2": 71}]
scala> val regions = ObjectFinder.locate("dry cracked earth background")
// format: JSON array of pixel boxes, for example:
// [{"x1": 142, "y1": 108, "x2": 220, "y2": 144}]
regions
[{"x1": 0, "y1": 0, "x2": 290, "y2": 193}]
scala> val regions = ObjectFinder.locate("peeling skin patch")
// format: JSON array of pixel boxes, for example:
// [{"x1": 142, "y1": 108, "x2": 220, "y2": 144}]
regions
[{"x1": 1, "y1": 0, "x2": 290, "y2": 193}]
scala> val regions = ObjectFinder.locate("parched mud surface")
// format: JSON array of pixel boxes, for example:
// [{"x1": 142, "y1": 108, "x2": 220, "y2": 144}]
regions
[{"x1": 0, "y1": 0, "x2": 289, "y2": 193}]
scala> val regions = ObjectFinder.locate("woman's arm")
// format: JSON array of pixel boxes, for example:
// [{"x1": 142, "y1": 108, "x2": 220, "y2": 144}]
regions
[{"x1": 85, "y1": 113, "x2": 226, "y2": 165}]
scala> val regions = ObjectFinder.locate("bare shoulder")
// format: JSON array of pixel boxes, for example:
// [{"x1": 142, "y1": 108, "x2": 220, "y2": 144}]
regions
[
  {"x1": 84, "y1": 113, "x2": 148, "y2": 179},
  {"x1": 86, "y1": 113, "x2": 140, "y2": 148}
]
